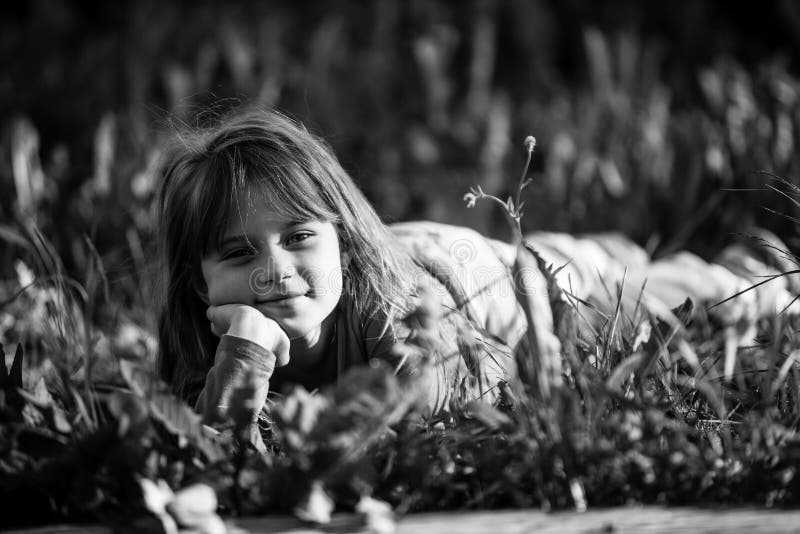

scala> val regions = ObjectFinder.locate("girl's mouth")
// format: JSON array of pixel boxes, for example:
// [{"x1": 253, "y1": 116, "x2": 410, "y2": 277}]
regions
[{"x1": 258, "y1": 292, "x2": 306, "y2": 305}]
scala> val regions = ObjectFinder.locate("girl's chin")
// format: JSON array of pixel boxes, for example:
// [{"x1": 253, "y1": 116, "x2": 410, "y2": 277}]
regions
[
  {"x1": 277, "y1": 320, "x2": 322, "y2": 341},
  {"x1": 263, "y1": 303, "x2": 338, "y2": 335},
  {"x1": 281, "y1": 315, "x2": 338, "y2": 346}
]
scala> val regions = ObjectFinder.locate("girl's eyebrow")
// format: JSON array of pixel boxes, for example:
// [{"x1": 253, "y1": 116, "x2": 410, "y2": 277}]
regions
[
  {"x1": 216, "y1": 235, "x2": 253, "y2": 251},
  {"x1": 217, "y1": 222, "x2": 309, "y2": 249}
]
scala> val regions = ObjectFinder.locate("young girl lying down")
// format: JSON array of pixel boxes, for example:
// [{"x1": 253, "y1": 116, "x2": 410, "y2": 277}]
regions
[{"x1": 155, "y1": 108, "x2": 528, "y2": 431}]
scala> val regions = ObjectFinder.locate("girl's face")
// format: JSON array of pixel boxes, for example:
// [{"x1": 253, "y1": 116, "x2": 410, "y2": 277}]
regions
[{"x1": 200, "y1": 199, "x2": 343, "y2": 351}]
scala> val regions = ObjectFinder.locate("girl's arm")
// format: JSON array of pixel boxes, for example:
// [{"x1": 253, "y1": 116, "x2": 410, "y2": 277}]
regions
[
  {"x1": 195, "y1": 306, "x2": 289, "y2": 449},
  {"x1": 376, "y1": 222, "x2": 527, "y2": 411},
  {"x1": 358, "y1": 280, "x2": 519, "y2": 415},
  {"x1": 194, "y1": 334, "x2": 276, "y2": 426}
]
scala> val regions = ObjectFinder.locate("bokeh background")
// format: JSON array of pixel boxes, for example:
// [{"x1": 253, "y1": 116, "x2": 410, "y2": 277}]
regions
[{"x1": 2, "y1": 0, "x2": 800, "y2": 337}]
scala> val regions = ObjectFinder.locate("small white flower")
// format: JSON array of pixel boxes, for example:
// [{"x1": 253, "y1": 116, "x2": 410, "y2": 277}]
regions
[
  {"x1": 524, "y1": 135, "x2": 537, "y2": 153},
  {"x1": 463, "y1": 192, "x2": 478, "y2": 208}
]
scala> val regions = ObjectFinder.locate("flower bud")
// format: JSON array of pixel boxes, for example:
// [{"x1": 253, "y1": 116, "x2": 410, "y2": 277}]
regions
[{"x1": 524, "y1": 136, "x2": 536, "y2": 153}]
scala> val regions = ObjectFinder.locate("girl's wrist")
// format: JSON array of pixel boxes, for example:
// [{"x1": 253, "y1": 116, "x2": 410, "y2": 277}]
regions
[{"x1": 226, "y1": 307, "x2": 276, "y2": 351}]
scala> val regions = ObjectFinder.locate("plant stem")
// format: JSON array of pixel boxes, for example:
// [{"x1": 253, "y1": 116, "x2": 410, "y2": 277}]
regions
[
  {"x1": 511, "y1": 142, "x2": 535, "y2": 244},
  {"x1": 515, "y1": 148, "x2": 533, "y2": 222}
]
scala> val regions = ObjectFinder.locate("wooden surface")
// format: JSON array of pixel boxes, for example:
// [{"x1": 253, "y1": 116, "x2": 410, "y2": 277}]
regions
[
  {"x1": 233, "y1": 508, "x2": 800, "y2": 533},
  {"x1": 8, "y1": 507, "x2": 800, "y2": 534}
]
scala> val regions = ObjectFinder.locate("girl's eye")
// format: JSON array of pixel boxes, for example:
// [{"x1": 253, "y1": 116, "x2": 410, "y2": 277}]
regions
[
  {"x1": 221, "y1": 248, "x2": 255, "y2": 260},
  {"x1": 285, "y1": 232, "x2": 313, "y2": 246}
]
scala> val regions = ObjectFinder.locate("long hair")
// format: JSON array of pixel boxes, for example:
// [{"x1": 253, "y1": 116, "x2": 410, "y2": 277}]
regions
[{"x1": 155, "y1": 107, "x2": 416, "y2": 400}]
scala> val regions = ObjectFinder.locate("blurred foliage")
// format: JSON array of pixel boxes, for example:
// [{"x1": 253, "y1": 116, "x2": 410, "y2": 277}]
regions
[
  {"x1": 2, "y1": 1, "x2": 800, "y2": 285},
  {"x1": 3, "y1": 0, "x2": 800, "y2": 382},
  {"x1": 3, "y1": 235, "x2": 800, "y2": 528}
]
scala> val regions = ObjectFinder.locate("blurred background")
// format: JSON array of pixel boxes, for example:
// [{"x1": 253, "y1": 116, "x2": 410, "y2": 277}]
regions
[{"x1": 2, "y1": 0, "x2": 800, "y2": 343}]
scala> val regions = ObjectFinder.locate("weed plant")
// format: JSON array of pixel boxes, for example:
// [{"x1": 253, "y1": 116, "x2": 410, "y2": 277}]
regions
[{"x1": 1, "y1": 138, "x2": 800, "y2": 530}]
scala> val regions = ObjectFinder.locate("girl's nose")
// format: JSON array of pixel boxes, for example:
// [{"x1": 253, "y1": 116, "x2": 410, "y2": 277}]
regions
[{"x1": 250, "y1": 250, "x2": 296, "y2": 293}]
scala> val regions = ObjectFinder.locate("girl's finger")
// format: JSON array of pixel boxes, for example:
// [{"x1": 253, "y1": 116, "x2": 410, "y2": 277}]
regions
[
  {"x1": 206, "y1": 305, "x2": 232, "y2": 337},
  {"x1": 273, "y1": 330, "x2": 291, "y2": 367},
  {"x1": 207, "y1": 304, "x2": 236, "y2": 330}
]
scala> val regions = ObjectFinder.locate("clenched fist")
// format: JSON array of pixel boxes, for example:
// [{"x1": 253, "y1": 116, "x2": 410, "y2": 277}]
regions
[{"x1": 206, "y1": 304, "x2": 290, "y2": 367}]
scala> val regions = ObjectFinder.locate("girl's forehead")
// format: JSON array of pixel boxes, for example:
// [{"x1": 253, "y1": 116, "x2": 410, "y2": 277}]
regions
[
  {"x1": 224, "y1": 198, "x2": 302, "y2": 233},
  {"x1": 215, "y1": 180, "x2": 337, "y2": 243}
]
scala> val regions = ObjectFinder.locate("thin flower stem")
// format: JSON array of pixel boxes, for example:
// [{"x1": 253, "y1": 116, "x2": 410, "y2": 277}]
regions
[
  {"x1": 483, "y1": 194, "x2": 513, "y2": 213},
  {"x1": 463, "y1": 135, "x2": 535, "y2": 245},
  {"x1": 510, "y1": 214, "x2": 522, "y2": 246},
  {"x1": 483, "y1": 194, "x2": 521, "y2": 243},
  {"x1": 512, "y1": 138, "x2": 536, "y2": 245},
  {"x1": 515, "y1": 149, "x2": 533, "y2": 220}
]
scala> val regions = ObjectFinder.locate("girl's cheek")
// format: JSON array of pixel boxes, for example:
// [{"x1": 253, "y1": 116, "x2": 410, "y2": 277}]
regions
[
  {"x1": 304, "y1": 260, "x2": 343, "y2": 294},
  {"x1": 200, "y1": 261, "x2": 222, "y2": 304},
  {"x1": 204, "y1": 273, "x2": 248, "y2": 305},
  {"x1": 328, "y1": 265, "x2": 345, "y2": 297},
  {"x1": 203, "y1": 279, "x2": 222, "y2": 305}
]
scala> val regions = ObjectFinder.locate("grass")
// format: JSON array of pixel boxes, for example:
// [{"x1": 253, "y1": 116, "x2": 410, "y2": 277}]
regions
[{"x1": 2, "y1": 134, "x2": 800, "y2": 531}]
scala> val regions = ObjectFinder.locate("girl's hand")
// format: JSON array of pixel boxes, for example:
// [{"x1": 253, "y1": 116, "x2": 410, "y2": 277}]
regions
[{"x1": 206, "y1": 304, "x2": 290, "y2": 367}]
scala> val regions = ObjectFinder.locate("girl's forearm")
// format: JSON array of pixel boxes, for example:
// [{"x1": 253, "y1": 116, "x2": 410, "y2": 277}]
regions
[{"x1": 195, "y1": 334, "x2": 275, "y2": 428}]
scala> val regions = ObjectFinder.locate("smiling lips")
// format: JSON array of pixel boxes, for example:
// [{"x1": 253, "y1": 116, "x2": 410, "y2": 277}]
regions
[{"x1": 258, "y1": 292, "x2": 306, "y2": 305}]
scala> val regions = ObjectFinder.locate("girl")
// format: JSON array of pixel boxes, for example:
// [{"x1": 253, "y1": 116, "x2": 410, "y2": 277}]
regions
[{"x1": 155, "y1": 107, "x2": 527, "y2": 433}]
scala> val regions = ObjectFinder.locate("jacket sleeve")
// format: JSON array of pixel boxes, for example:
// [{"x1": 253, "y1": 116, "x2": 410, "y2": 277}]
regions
[
  {"x1": 194, "y1": 334, "x2": 276, "y2": 433},
  {"x1": 359, "y1": 266, "x2": 521, "y2": 412},
  {"x1": 388, "y1": 222, "x2": 526, "y2": 399}
]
